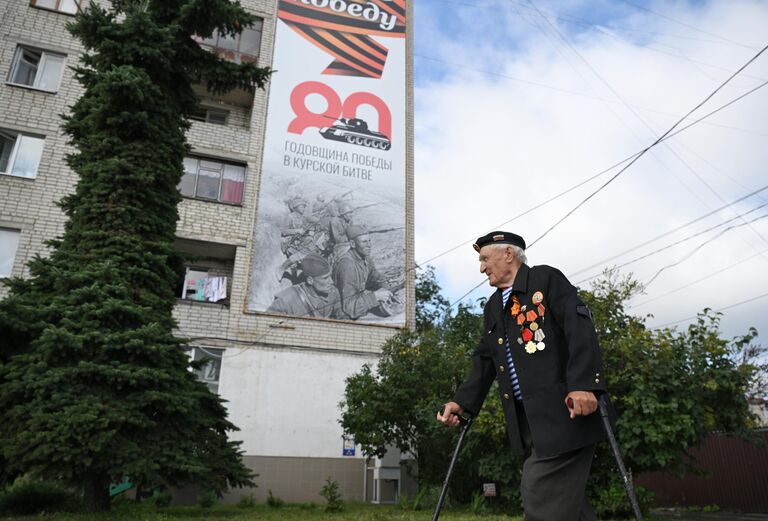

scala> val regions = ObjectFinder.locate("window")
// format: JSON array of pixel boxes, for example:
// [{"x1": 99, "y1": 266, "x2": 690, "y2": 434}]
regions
[
  {"x1": 0, "y1": 129, "x2": 45, "y2": 179},
  {"x1": 179, "y1": 156, "x2": 245, "y2": 204},
  {"x1": 190, "y1": 106, "x2": 229, "y2": 125},
  {"x1": 0, "y1": 228, "x2": 21, "y2": 278},
  {"x1": 190, "y1": 347, "x2": 224, "y2": 394},
  {"x1": 8, "y1": 46, "x2": 66, "y2": 92},
  {"x1": 30, "y1": 0, "x2": 80, "y2": 14},
  {"x1": 180, "y1": 267, "x2": 228, "y2": 303},
  {"x1": 195, "y1": 20, "x2": 263, "y2": 64}
]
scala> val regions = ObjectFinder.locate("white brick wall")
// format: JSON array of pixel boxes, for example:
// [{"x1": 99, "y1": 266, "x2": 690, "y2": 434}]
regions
[{"x1": 0, "y1": 0, "x2": 415, "y2": 467}]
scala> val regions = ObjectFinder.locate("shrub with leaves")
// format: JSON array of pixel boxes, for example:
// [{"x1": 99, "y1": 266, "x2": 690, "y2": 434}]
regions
[{"x1": 320, "y1": 477, "x2": 344, "y2": 512}]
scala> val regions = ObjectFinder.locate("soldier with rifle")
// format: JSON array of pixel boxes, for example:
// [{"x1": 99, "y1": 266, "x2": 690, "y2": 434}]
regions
[
  {"x1": 332, "y1": 224, "x2": 394, "y2": 320},
  {"x1": 268, "y1": 253, "x2": 342, "y2": 319}
]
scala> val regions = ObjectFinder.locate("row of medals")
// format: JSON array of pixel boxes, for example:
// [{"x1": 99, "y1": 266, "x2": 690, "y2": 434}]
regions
[{"x1": 510, "y1": 291, "x2": 546, "y2": 354}]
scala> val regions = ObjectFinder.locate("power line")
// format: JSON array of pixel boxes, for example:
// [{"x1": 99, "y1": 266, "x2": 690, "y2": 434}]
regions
[
  {"x1": 652, "y1": 290, "x2": 768, "y2": 329},
  {"x1": 574, "y1": 204, "x2": 768, "y2": 286},
  {"x1": 643, "y1": 213, "x2": 768, "y2": 286},
  {"x1": 629, "y1": 247, "x2": 768, "y2": 309},
  {"x1": 420, "y1": 80, "x2": 768, "y2": 278},
  {"x1": 415, "y1": 54, "x2": 768, "y2": 137},
  {"x1": 616, "y1": 0, "x2": 760, "y2": 51},
  {"x1": 526, "y1": 41, "x2": 768, "y2": 249},
  {"x1": 570, "y1": 183, "x2": 768, "y2": 280}
]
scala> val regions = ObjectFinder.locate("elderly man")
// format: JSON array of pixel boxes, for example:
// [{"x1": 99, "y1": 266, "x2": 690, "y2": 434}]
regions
[
  {"x1": 437, "y1": 231, "x2": 609, "y2": 521},
  {"x1": 268, "y1": 253, "x2": 342, "y2": 318},
  {"x1": 332, "y1": 225, "x2": 392, "y2": 320}
]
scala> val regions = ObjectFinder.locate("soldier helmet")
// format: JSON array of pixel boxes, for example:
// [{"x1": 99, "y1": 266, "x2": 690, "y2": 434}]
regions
[
  {"x1": 288, "y1": 196, "x2": 308, "y2": 211},
  {"x1": 337, "y1": 201, "x2": 354, "y2": 215},
  {"x1": 301, "y1": 253, "x2": 331, "y2": 278},
  {"x1": 346, "y1": 224, "x2": 369, "y2": 241}
]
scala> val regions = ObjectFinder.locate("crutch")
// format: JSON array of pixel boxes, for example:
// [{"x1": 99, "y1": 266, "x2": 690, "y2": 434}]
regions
[
  {"x1": 432, "y1": 406, "x2": 473, "y2": 521},
  {"x1": 568, "y1": 395, "x2": 644, "y2": 521}
]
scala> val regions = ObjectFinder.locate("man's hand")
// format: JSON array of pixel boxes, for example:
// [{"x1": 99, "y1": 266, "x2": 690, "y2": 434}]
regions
[
  {"x1": 436, "y1": 401, "x2": 464, "y2": 427},
  {"x1": 374, "y1": 288, "x2": 393, "y2": 302},
  {"x1": 565, "y1": 391, "x2": 597, "y2": 419}
]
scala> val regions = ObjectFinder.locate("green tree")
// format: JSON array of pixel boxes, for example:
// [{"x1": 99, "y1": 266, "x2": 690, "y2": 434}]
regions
[
  {"x1": 0, "y1": 0, "x2": 270, "y2": 512},
  {"x1": 340, "y1": 268, "x2": 764, "y2": 515}
]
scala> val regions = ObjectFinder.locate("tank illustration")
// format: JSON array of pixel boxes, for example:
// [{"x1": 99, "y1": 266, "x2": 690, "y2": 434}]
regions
[{"x1": 319, "y1": 118, "x2": 391, "y2": 150}]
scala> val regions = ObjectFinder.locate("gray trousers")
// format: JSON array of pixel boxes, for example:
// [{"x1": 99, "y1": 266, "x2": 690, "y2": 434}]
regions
[{"x1": 518, "y1": 403, "x2": 597, "y2": 521}]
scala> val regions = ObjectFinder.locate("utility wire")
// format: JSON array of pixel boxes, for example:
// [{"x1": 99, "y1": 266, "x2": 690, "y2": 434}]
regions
[
  {"x1": 616, "y1": 0, "x2": 760, "y2": 51},
  {"x1": 420, "y1": 80, "x2": 768, "y2": 278},
  {"x1": 415, "y1": 54, "x2": 768, "y2": 136},
  {"x1": 643, "y1": 213, "x2": 768, "y2": 286},
  {"x1": 524, "y1": 0, "x2": 768, "y2": 250},
  {"x1": 652, "y1": 290, "x2": 768, "y2": 329},
  {"x1": 573, "y1": 201, "x2": 768, "y2": 286},
  {"x1": 570, "y1": 183, "x2": 768, "y2": 279},
  {"x1": 526, "y1": 41, "x2": 768, "y2": 249},
  {"x1": 629, "y1": 246, "x2": 768, "y2": 308}
]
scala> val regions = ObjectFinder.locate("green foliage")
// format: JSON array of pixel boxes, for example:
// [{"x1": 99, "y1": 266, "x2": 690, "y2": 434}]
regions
[
  {"x1": 267, "y1": 489, "x2": 284, "y2": 508},
  {"x1": 320, "y1": 477, "x2": 344, "y2": 512},
  {"x1": 197, "y1": 490, "x2": 217, "y2": 508},
  {"x1": 0, "y1": 0, "x2": 269, "y2": 512},
  {"x1": 398, "y1": 485, "x2": 432, "y2": 511},
  {"x1": 341, "y1": 266, "x2": 764, "y2": 515},
  {"x1": 589, "y1": 478, "x2": 653, "y2": 519},
  {"x1": 0, "y1": 480, "x2": 80, "y2": 516},
  {"x1": 237, "y1": 493, "x2": 256, "y2": 508},
  {"x1": 469, "y1": 490, "x2": 487, "y2": 515},
  {"x1": 152, "y1": 489, "x2": 173, "y2": 508}
]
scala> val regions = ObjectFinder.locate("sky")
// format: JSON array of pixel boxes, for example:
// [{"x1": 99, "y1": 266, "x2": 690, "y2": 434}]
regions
[{"x1": 411, "y1": 0, "x2": 768, "y2": 343}]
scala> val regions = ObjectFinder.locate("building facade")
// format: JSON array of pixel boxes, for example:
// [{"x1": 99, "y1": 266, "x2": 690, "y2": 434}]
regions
[{"x1": 0, "y1": 0, "x2": 414, "y2": 504}]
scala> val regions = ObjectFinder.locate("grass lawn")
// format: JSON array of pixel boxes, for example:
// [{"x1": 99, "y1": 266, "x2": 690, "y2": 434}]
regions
[{"x1": 1, "y1": 502, "x2": 673, "y2": 521}]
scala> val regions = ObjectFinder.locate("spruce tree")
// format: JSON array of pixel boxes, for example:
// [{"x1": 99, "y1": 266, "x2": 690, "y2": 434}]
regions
[{"x1": 0, "y1": 0, "x2": 270, "y2": 511}]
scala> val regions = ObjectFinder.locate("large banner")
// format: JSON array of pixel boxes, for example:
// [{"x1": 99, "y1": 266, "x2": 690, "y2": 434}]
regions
[{"x1": 248, "y1": 0, "x2": 407, "y2": 325}]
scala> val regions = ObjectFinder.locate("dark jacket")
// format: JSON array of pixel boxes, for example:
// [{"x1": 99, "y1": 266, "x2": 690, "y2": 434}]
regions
[{"x1": 453, "y1": 263, "x2": 609, "y2": 456}]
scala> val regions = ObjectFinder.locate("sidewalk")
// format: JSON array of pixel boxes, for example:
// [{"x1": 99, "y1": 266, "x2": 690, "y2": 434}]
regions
[{"x1": 654, "y1": 509, "x2": 768, "y2": 521}]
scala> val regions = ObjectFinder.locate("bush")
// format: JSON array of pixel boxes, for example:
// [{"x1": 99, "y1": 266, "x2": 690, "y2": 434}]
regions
[
  {"x1": 238, "y1": 493, "x2": 256, "y2": 508},
  {"x1": 319, "y1": 477, "x2": 344, "y2": 512},
  {"x1": 470, "y1": 490, "x2": 487, "y2": 515},
  {"x1": 198, "y1": 490, "x2": 217, "y2": 508},
  {"x1": 0, "y1": 481, "x2": 80, "y2": 515},
  {"x1": 591, "y1": 480, "x2": 653, "y2": 519},
  {"x1": 267, "y1": 489, "x2": 284, "y2": 508},
  {"x1": 152, "y1": 489, "x2": 173, "y2": 508}
]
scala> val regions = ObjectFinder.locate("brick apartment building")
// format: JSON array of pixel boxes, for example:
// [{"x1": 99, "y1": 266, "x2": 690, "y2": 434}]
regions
[{"x1": 0, "y1": 0, "x2": 414, "y2": 504}]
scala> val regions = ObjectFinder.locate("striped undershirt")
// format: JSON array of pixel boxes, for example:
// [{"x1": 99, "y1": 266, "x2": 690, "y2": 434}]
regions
[{"x1": 501, "y1": 287, "x2": 522, "y2": 400}]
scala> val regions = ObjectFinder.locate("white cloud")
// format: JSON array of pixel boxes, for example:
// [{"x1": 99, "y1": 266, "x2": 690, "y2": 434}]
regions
[{"x1": 414, "y1": 0, "x2": 768, "y2": 340}]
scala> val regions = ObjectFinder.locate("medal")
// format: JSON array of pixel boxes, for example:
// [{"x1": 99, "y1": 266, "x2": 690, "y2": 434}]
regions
[
  {"x1": 525, "y1": 341, "x2": 537, "y2": 354},
  {"x1": 532, "y1": 291, "x2": 544, "y2": 305}
]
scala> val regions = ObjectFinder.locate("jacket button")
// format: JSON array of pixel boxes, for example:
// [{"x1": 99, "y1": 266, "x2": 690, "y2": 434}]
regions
[
  {"x1": 499, "y1": 365, "x2": 505, "y2": 372},
  {"x1": 503, "y1": 393, "x2": 510, "y2": 400},
  {"x1": 497, "y1": 338, "x2": 504, "y2": 345},
  {"x1": 595, "y1": 378, "x2": 600, "y2": 384}
]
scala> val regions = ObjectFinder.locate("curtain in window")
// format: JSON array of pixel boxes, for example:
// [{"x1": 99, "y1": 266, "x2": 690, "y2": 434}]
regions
[{"x1": 220, "y1": 164, "x2": 245, "y2": 203}]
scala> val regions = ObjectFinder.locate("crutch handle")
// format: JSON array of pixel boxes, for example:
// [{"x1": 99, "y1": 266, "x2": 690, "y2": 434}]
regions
[{"x1": 438, "y1": 405, "x2": 470, "y2": 426}]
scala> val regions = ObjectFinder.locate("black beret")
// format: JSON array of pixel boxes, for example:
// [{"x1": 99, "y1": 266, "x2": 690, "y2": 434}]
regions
[{"x1": 473, "y1": 231, "x2": 526, "y2": 252}]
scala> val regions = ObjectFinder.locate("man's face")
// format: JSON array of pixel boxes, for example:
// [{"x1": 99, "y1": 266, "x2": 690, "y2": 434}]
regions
[
  {"x1": 354, "y1": 234, "x2": 372, "y2": 257},
  {"x1": 309, "y1": 272, "x2": 333, "y2": 295},
  {"x1": 479, "y1": 245, "x2": 515, "y2": 288},
  {"x1": 294, "y1": 203, "x2": 307, "y2": 215}
]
